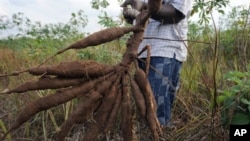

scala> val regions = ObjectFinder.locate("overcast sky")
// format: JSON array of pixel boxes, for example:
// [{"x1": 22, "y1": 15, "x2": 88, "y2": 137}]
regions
[
  {"x1": 0, "y1": 0, "x2": 249, "y2": 34},
  {"x1": 0, "y1": 0, "x2": 122, "y2": 33}
]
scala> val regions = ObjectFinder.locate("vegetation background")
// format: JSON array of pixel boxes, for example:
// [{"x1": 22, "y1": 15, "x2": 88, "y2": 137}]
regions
[{"x1": 0, "y1": 0, "x2": 249, "y2": 140}]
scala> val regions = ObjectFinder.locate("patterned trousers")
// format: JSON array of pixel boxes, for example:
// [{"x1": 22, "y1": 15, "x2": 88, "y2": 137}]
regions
[{"x1": 138, "y1": 56, "x2": 182, "y2": 126}]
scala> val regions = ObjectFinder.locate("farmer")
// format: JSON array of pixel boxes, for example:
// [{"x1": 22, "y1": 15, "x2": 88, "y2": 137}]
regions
[{"x1": 122, "y1": 0, "x2": 192, "y2": 128}]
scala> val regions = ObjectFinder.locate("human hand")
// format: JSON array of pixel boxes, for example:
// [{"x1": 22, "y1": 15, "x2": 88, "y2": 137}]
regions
[
  {"x1": 122, "y1": 7, "x2": 140, "y2": 24},
  {"x1": 121, "y1": 0, "x2": 146, "y2": 11}
]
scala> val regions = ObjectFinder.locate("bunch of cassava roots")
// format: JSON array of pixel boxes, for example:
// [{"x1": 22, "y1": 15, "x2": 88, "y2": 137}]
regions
[{"x1": 0, "y1": 0, "x2": 164, "y2": 141}]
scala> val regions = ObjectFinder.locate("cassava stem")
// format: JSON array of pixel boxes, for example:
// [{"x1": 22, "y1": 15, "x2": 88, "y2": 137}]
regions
[{"x1": 137, "y1": 45, "x2": 151, "y2": 76}]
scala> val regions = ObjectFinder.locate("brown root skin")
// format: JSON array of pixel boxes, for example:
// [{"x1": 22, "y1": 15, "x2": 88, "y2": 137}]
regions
[
  {"x1": 83, "y1": 74, "x2": 120, "y2": 141},
  {"x1": 57, "y1": 72, "x2": 118, "y2": 141},
  {"x1": 134, "y1": 68, "x2": 157, "y2": 114},
  {"x1": 0, "y1": 61, "x2": 114, "y2": 95},
  {"x1": 3, "y1": 72, "x2": 116, "y2": 140},
  {"x1": 0, "y1": 69, "x2": 29, "y2": 78},
  {"x1": 0, "y1": 58, "x2": 111, "y2": 78},
  {"x1": 103, "y1": 88, "x2": 122, "y2": 133},
  {"x1": 137, "y1": 45, "x2": 151, "y2": 76},
  {"x1": 66, "y1": 27, "x2": 140, "y2": 50},
  {"x1": 134, "y1": 68, "x2": 162, "y2": 140},
  {"x1": 121, "y1": 74, "x2": 133, "y2": 141},
  {"x1": 6, "y1": 83, "x2": 93, "y2": 136},
  {"x1": 41, "y1": 26, "x2": 141, "y2": 65},
  {"x1": 4, "y1": 76, "x2": 87, "y2": 94},
  {"x1": 36, "y1": 26, "x2": 143, "y2": 67},
  {"x1": 130, "y1": 77, "x2": 146, "y2": 120},
  {"x1": 56, "y1": 91, "x2": 102, "y2": 141},
  {"x1": 121, "y1": 15, "x2": 148, "y2": 66},
  {"x1": 101, "y1": 74, "x2": 121, "y2": 124},
  {"x1": 0, "y1": 1, "x2": 165, "y2": 140},
  {"x1": 28, "y1": 60, "x2": 114, "y2": 78},
  {"x1": 55, "y1": 72, "x2": 118, "y2": 141},
  {"x1": 135, "y1": 10, "x2": 151, "y2": 27}
]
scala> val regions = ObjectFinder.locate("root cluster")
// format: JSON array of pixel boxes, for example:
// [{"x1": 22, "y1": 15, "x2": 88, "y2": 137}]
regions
[
  {"x1": 0, "y1": 0, "x2": 164, "y2": 141},
  {"x1": 1, "y1": 61, "x2": 162, "y2": 141}
]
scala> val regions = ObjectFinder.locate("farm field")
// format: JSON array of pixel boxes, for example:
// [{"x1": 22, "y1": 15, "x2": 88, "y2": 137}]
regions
[{"x1": 0, "y1": 1, "x2": 249, "y2": 141}]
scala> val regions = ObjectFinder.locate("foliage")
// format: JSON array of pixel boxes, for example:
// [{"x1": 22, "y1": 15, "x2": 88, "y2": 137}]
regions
[
  {"x1": 0, "y1": 1, "x2": 250, "y2": 140},
  {"x1": 187, "y1": 3, "x2": 250, "y2": 131},
  {"x1": 219, "y1": 6, "x2": 250, "y2": 72},
  {"x1": 91, "y1": 0, "x2": 110, "y2": 9},
  {"x1": 0, "y1": 10, "x2": 89, "y2": 62},
  {"x1": 0, "y1": 11, "x2": 87, "y2": 40},
  {"x1": 218, "y1": 68, "x2": 250, "y2": 126},
  {"x1": 91, "y1": 0, "x2": 123, "y2": 28},
  {"x1": 192, "y1": 0, "x2": 229, "y2": 24},
  {"x1": 98, "y1": 11, "x2": 121, "y2": 28},
  {"x1": 91, "y1": 0, "x2": 124, "y2": 10}
]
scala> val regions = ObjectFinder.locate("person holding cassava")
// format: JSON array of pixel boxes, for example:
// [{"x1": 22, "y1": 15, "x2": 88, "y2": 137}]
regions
[{"x1": 122, "y1": 0, "x2": 192, "y2": 128}]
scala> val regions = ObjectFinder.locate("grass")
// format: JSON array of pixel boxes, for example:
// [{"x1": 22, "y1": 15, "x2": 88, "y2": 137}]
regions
[{"x1": 0, "y1": 41, "x2": 229, "y2": 141}]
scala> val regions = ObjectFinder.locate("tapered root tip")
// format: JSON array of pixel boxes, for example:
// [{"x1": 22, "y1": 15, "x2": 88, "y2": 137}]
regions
[
  {"x1": 0, "y1": 70, "x2": 28, "y2": 77},
  {"x1": 56, "y1": 47, "x2": 71, "y2": 55},
  {"x1": 0, "y1": 89, "x2": 9, "y2": 95},
  {"x1": 0, "y1": 130, "x2": 11, "y2": 141}
]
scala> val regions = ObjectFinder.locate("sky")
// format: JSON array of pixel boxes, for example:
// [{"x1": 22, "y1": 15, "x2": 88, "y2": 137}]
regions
[
  {"x1": 0, "y1": 0, "x2": 122, "y2": 34},
  {"x1": 0, "y1": 0, "x2": 250, "y2": 34}
]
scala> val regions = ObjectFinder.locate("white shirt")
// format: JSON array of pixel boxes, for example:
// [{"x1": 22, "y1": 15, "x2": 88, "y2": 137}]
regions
[{"x1": 138, "y1": 0, "x2": 192, "y2": 62}]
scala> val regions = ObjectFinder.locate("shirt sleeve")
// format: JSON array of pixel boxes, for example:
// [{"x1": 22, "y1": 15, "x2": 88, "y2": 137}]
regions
[{"x1": 165, "y1": 0, "x2": 192, "y2": 18}]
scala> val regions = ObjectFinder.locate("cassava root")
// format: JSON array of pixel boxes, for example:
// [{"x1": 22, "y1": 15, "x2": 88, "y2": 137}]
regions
[
  {"x1": 28, "y1": 60, "x2": 113, "y2": 78},
  {"x1": 1, "y1": 0, "x2": 164, "y2": 141},
  {"x1": 134, "y1": 68, "x2": 162, "y2": 140},
  {"x1": 83, "y1": 74, "x2": 120, "y2": 141},
  {"x1": 56, "y1": 73, "x2": 118, "y2": 141},
  {"x1": 121, "y1": 73, "x2": 133, "y2": 141}
]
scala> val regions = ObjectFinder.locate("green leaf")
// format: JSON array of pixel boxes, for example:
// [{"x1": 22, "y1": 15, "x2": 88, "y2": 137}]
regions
[
  {"x1": 230, "y1": 85, "x2": 242, "y2": 94},
  {"x1": 240, "y1": 98, "x2": 250, "y2": 105},
  {"x1": 231, "y1": 113, "x2": 250, "y2": 125},
  {"x1": 217, "y1": 95, "x2": 229, "y2": 104},
  {"x1": 225, "y1": 71, "x2": 245, "y2": 79},
  {"x1": 218, "y1": 10, "x2": 225, "y2": 14},
  {"x1": 71, "y1": 13, "x2": 76, "y2": 17}
]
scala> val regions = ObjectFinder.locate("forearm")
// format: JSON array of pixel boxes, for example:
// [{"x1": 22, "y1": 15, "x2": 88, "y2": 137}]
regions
[
  {"x1": 142, "y1": 2, "x2": 185, "y2": 24},
  {"x1": 122, "y1": 0, "x2": 185, "y2": 24}
]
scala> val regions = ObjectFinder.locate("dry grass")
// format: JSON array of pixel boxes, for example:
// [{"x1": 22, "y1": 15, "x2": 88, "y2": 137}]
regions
[{"x1": 0, "y1": 46, "x2": 231, "y2": 141}]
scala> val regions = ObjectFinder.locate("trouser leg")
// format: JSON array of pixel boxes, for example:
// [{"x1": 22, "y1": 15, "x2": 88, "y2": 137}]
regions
[{"x1": 138, "y1": 56, "x2": 182, "y2": 125}]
